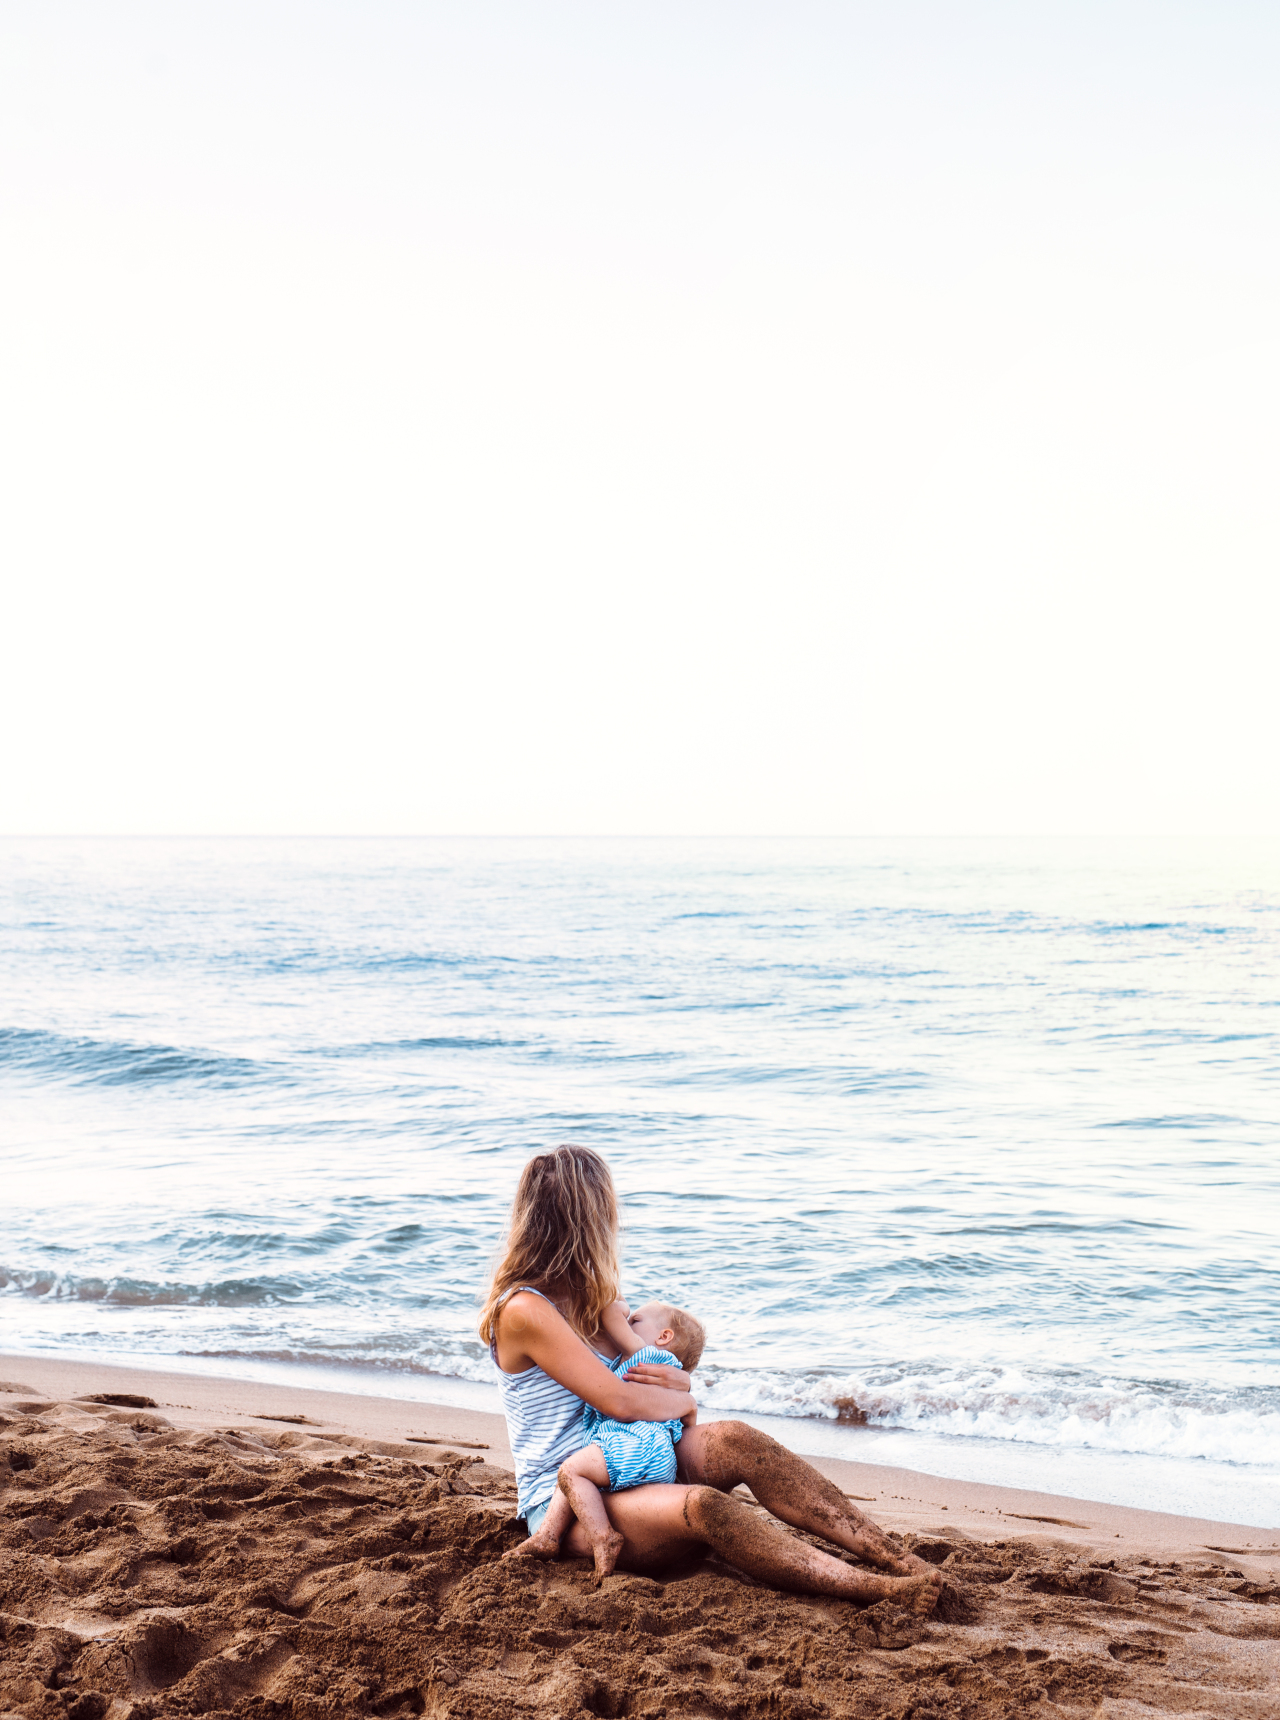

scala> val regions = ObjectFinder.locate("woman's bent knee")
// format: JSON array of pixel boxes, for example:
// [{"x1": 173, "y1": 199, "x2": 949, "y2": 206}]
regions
[
  {"x1": 705, "y1": 1419, "x2": 781, "y2": 1463},
  {"x1": 680, "y1": 1484, "x2": 729, "y2": 1536}
]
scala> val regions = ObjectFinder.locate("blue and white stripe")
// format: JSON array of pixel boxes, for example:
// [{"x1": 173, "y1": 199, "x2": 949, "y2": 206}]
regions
[
  {"x1": 490, "y1": 1286, "x2": 614, "y2": 1519},
  {"x1": 583, "y1": 1345, "x2": 684, "y2": 1492}
]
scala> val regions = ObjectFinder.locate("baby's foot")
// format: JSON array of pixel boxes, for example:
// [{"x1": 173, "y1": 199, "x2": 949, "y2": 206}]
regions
[
  {"x1": 590, "y1": 1528, "x2": 625, "y2": 1585},
  {"x1": 504, "y1": 1527, "x2": 560, "y2": 1563}
]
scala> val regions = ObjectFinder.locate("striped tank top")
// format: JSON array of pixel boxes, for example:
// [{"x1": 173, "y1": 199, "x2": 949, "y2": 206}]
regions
[{"x1": 489, "y1": 1285, "x2": 612, "y2": 1519}]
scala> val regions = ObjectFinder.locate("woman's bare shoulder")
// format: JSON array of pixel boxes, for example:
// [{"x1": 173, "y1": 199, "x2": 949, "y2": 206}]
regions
[
  {"x1": 497, "y1": 1287, "x2": 558, "y2": 1327},
  {"x1": 493, "y1": 1288, "x2": 573, "y2": 1374},
  {"x1": 493, "y1": 1289, "x2": 562, "y2": 1359}
]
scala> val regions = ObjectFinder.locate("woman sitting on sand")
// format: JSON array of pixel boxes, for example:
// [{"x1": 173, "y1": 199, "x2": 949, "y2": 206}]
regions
[{"x1": 481, "y1": 1144, "x2": 941, "y2": 1615}]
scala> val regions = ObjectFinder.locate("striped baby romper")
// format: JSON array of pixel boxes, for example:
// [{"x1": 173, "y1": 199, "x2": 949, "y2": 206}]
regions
[{"x1": 580, "y1": 1345, "x2": 686, "y2": 1491}]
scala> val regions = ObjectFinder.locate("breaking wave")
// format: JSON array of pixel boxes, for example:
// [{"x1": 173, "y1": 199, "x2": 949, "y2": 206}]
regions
[
  {"x1": 0, "y1": 1266, "x2": 305, "y2": 1307},
  {"x1": 694, "y1": 1363, "x2": 1280, "y2": 1469}
]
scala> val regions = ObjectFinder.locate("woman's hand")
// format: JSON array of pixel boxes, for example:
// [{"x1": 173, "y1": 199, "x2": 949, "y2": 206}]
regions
[{"x1": 623, "y1": 1360, "x2": 689, "y2": 1393}]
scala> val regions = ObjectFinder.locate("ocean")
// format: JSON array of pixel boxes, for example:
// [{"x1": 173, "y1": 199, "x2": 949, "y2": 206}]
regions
[{"x1": 2, "y1": 835, "x2": 1277, "y2": 1527}]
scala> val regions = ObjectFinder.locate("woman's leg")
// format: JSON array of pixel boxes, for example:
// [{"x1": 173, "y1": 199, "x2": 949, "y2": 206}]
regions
[
  {"x1": 558, "y1": 1484, "x2": 939, "y2": 1614},
  {"x1": 676, "y1": 1421, "x2": 939, "y2": 1589}
]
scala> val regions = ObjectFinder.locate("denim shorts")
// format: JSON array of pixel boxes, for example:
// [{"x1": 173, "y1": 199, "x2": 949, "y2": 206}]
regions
[{"x1": 524, "y1": 1497, "x2": 552, "y2": 1536}]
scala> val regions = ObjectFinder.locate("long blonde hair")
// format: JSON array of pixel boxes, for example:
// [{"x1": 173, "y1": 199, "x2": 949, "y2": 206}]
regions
[{"x1": 479, "y1": 1145, "x2": 620, "y2": 1344}]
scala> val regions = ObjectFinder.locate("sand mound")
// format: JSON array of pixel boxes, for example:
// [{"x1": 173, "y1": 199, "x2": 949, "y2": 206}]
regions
[{"x1": 3, "y1": 1399, "x2": 1278, "y2": 1719}]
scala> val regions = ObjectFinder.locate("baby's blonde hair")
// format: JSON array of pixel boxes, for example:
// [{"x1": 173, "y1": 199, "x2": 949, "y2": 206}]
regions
[{"x1": 652, "y1": 1304, "x2": 706, "y2": 1372}]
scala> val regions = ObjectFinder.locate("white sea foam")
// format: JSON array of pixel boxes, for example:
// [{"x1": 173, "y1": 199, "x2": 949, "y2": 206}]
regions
[{"x1": 695, "y1": 1363, "x2": 1280, "y2": 1468}]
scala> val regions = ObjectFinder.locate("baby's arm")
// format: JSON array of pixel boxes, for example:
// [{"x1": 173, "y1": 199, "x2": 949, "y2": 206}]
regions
[{"x1": 599, "y1": 1299, "x2": 648, "y2": 1361}]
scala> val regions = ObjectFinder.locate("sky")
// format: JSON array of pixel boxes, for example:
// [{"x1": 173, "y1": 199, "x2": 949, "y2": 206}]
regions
[{"x1": 2, "y1": 0, "x2": 1277, "y2": 836}]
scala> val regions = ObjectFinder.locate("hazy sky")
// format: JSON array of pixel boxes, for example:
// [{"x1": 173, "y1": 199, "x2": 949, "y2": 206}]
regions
[{"x1": 3, "y1": 1, "x2": 1276, "y2": 834}]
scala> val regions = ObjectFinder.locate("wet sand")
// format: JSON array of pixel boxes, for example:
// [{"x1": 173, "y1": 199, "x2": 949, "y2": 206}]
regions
[{"x1": 2, "y1": 1356, "x2": 1278, "y2": 1718}]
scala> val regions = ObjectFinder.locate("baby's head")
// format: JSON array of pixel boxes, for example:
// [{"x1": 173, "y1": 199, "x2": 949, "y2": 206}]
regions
[{"x1": 628, "y1": 1301, "x2": 705, "y2": 1372}]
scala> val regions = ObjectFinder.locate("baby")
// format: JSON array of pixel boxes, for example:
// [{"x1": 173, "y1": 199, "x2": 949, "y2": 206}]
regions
[{"x1": 522, "y1": 1297, "x2": 705, "y2": 1581}]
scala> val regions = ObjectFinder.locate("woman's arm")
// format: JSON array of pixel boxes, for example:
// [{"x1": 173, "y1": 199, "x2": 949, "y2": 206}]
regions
[{"x1": 497, "y1": 1291, "x2": 694, "y2": 1423}]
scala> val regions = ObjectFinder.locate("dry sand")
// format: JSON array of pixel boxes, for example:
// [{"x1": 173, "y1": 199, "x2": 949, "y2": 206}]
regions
[{"x1": 1, "y1": 1355, "x2": 1277, "y2": 1719}]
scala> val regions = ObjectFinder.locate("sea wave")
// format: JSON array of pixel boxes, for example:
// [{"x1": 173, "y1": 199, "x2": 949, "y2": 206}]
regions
[
  {"x1": 66, "y1": 1304, "x2": 1280, "y2": 1471},
  {"x1": 168, "y1": 1345, "x2": 1280, "y2": 1469},
  {"x1": 695, "y1": 1363, "x2": 1280, "y2": 1468},
  {"x1": 307, "y1": 1036, "x2": 523, "y2": 1058},
  {"x1": 179, "y1": 1345, "x2": 494, "y2": 1380},
  {"x1": 0, "y1": 1025, "x2": 276, "y2": 1089},
  {"x1": 0, "y1": 1266, "x2": 304, "y2": 1307}
]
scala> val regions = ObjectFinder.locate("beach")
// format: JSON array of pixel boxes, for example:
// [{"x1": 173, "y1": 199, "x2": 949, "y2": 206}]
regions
[
  {"x1": 5, "y1": 838, "x2": 1280, "y2": 1714},
  {"x1": 3, "y1": 1357, "x2": 1278, "y2": 1719}
]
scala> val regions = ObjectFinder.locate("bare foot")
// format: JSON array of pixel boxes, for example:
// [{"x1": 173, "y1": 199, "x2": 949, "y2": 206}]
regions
[
  {"x1": 590, "y1": 1528, "x2": 625, "y2": 1585},
  {"x1": 897, "y1": 1567, "x2": 943, "y2": 1617},
  {"x1": 848, "y1": 1528, "x2": 936, "y2": 1583},
  {"x1": 504, "y1": 1529, "x2": 560, "y2": 1563},
  {"x1": 860, "y1": 1535, "x2": 945, "y2": 1593},
  {"x1": 853, "y1": 1566, "x2": 943, "y2": 1616}
]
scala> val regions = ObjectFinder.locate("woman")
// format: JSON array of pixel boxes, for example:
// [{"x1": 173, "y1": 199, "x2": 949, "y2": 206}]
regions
[{"x1": 482, "y1": 1145, "x2": 941, "y2": 1614}]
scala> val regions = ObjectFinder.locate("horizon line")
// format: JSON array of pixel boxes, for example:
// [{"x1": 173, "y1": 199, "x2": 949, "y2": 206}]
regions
[{"x1": 2, "y1": 831, "x2": 1275, "y2": 842}]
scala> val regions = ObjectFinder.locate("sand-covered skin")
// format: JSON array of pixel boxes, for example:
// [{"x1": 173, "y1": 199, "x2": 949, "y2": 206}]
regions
[{"x1": 3, "y1": 1391, "x2": 1279, "y2": 1720}]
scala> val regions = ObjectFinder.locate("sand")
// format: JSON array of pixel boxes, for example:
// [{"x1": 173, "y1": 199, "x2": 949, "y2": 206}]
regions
[{"x1": 1, "y1": 1356, "x2": 1277, "y2": 1719}]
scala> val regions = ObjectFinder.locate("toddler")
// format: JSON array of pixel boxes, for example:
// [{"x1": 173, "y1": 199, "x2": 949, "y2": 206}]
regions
[{"x1": 522, "y1": 1297, "x2": 705, "y2": 1580}]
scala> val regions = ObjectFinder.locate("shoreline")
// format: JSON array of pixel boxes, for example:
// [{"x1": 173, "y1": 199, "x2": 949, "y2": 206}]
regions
[
  {"x1": 6, "y1": 1344, "x2": 1273, "y2": 1529},
  {"x1": 5, "y1": 1350, "x2": 1276, "y2": 1568}
]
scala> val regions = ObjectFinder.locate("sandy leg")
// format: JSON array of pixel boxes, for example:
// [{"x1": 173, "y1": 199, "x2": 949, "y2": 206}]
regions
[
  {"x1": 682, "y1": 1485, "x2": 942, "y2": 1614},
  {"x1": 677, "y1": 1421, "x2": 943, "y2": 1609}
]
